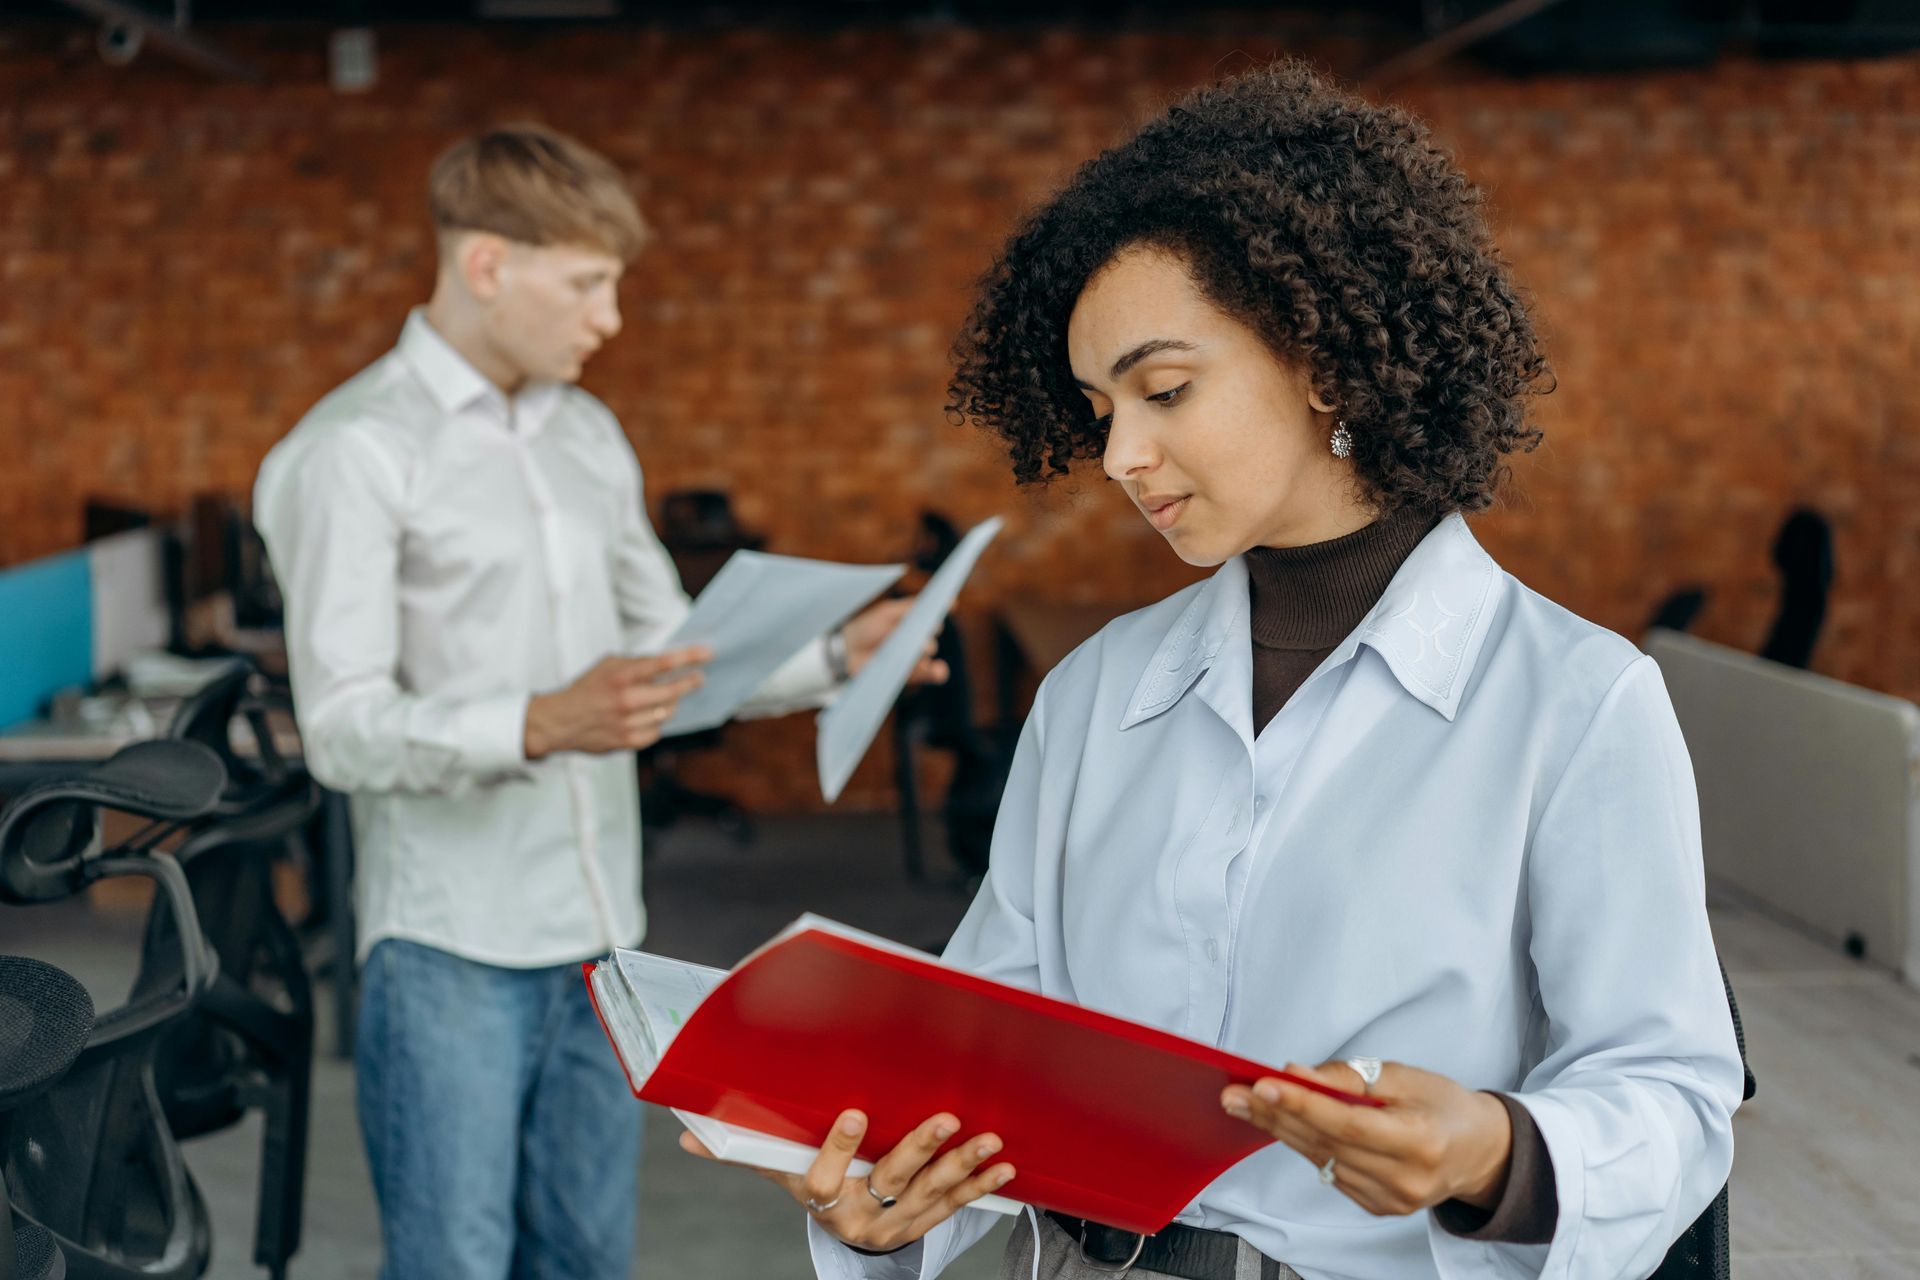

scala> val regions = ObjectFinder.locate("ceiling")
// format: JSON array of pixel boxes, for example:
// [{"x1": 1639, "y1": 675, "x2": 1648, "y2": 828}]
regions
[{"x1": 7, "y1": 0, "x2": 1918, "y2": 81}]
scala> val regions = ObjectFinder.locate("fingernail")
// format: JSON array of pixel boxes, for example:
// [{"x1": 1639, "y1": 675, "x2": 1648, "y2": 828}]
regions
[
  {"x1": 934, "y1": 1122, "x2": 956, "y2": 1140},
  {"x1": 994, "y1": 1170, "x2": 1014, "y2": 1188},
  {"x1": 841, "y1": 1113, "x2": 865, "y2": 1135},
  {"x1": 1254, "y1": 1081, "x2": 1282, "y2": 1103},
  {"x1": 976, "y1": 1140, "x2": 999, "y2": 1158},
  {"x1": 1223, "y1": 1099, "x2": 1250, "y2": 1119}
]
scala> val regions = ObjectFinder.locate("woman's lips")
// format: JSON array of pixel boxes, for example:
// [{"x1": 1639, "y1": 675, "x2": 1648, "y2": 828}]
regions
[{"x1": 1142, "y1": 495, "x2": 1191, "y2": 532}]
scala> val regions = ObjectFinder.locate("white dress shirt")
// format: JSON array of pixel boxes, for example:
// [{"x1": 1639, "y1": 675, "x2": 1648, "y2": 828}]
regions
[
  {"x1": 810, "y1": 513, "x2": 1743, "y2": 1280},
  {"x1": 256, "y1": 311, "x2": 835, "y2": 968}
]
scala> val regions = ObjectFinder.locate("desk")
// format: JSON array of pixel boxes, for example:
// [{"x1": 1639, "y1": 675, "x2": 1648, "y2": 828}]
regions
[
  {"x1": 994, "y1": 600, "x2": 1134, "y2": 721},
  {"x1": 0, "y1": 713, "x2": 179, "y2": 791},
  {"x1": 0, "y1": 699, "x2": 303, "y2": 764},
  {"x1": 0, "y1": 705, "x2": 358, "y2": 1059}
]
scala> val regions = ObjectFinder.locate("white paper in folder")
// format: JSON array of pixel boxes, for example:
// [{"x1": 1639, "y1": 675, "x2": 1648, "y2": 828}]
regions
[
  {"x1": 815, "y1": 517, "x2": 1004, "y2": 802},
  {"x1": 587, "y1": 929, "x2": 1019, "y2": 1217}
]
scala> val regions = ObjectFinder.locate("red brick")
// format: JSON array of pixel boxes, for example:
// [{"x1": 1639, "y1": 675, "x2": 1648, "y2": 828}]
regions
[{"x1": 1, "y1": 25, "x2": 1915, "y2": 811}]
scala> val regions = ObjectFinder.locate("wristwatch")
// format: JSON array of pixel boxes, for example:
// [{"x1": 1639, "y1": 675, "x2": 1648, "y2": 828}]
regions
[{"x1": 826, "y1": 627, "x2": 851, "y2": 682}]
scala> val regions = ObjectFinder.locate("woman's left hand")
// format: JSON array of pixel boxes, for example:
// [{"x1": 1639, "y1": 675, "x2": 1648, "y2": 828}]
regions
[{"x1": 1221, "y1": 1060, "x2": 1514, "y2": 1217}]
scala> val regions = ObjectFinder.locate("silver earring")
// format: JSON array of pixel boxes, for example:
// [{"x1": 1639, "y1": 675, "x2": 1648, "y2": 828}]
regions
[{"x1": 1330, "y1": 420, "x2": 1354, "y2": 459}]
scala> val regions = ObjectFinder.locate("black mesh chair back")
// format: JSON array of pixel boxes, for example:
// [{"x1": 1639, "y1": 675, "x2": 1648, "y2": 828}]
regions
[
  {"x1": 1, "y1": 955, "x2": 96, "y2": 1280},
  {"x1": 1650, "y1": 961, "x2": 1756, "y2": 1280},
  {"x1": 890, "y1": 513, "x2": 1023, "y2": 882},
  {"x1": 1760, "y1": 507, "x2": 1834, "y2": 670},
  {"x1": 0, "y1": 741, "x2": 226, "y2": 1280},
  {"x1": 168, "y1": 662, "x2": 288, "y2": 803},
  {"x1": 641, "y1": 489, "x2": 767, "y2": 842},
  {"x1": 146, "y1": 664, "x2": 317, "y2": 1279}
]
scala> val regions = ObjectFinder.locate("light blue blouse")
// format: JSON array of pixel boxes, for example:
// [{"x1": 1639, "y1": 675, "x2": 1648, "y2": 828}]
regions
[{"x1": 811, "y1": 513, "x2": 1744, "y2": 1280}]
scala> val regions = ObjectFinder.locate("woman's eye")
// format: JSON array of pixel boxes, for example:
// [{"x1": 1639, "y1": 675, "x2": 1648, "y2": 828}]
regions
[{"x1": 1146, "y1": 382, "x2": 1190, "y2": 405}]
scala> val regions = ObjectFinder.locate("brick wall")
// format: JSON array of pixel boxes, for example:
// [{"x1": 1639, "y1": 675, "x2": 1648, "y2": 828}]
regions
[{"x1": 2, "y1": 23, "x2": 1915, "y2": 812}]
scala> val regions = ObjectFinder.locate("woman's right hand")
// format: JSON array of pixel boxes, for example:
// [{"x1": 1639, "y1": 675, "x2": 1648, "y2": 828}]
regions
[{"x1": 680, "y1": 1109, "x2": 1016, "y2": 1253}]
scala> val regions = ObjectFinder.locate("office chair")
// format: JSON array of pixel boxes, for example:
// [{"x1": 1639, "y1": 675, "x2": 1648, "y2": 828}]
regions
[
  {"x1": 0, "y1": 739, "x2": 227, "y2": 1280},
  {"x1": 145, "y1": 664, "x2": 318, "y2": 1279},
  {"x1": 892, "y1": 513, "x2": 1018, "y2": 883},
  {"x1": 1760, "y1": 507, "x2": 1833, "y2": 670},
  {"x1": 1650, "y1": 960, "x2": 1756, "y2": 1280},
  {"x1": 641, "y1": 490, "x2": 767, "y2": 845},
  {"x1": 0, "y1": 955, "x2": 96, "y2": 1280}
]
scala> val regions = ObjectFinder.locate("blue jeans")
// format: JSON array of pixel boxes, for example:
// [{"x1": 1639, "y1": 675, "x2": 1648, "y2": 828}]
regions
[{"x1": 357, "y1": 939, "x2": 642, "y2": 1280}]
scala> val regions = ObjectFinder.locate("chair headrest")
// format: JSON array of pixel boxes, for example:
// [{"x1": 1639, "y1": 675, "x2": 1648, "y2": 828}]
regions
[
  {"x1": 165, "y1": 660, "x2": 252, "y2": 751},
  {"x1": 81, "y1": 741, "x2": 226, "y2": 816},
  {"x1": 0, "y1": 741, "x2": 226, "y2": 905}
]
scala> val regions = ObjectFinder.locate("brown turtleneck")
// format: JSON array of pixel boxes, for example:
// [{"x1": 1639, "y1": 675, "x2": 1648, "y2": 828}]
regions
[
  {"x1": 1246, "y1": 506, "x2": 1559, "y2": 1246},
  {"x1": 1246, "y1": 505, "x2": 1436, "y2": 732}
]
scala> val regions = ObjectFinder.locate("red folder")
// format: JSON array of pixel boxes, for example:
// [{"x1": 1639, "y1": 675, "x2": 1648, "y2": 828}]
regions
[{"x1": 586, "y1": 922, "x2": 1380, "y2": 1234}]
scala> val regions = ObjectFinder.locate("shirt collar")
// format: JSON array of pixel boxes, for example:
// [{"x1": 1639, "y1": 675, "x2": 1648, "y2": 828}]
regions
[
  {"x1": 398, "y1": 308, "x2": 492, "y2": 415},
  {"x1": 396, "y1": 309, "x2": 566, "y2": 437},
  {"x1": 1120, "y1": 512, "x2": 1503, "y2": 730}
]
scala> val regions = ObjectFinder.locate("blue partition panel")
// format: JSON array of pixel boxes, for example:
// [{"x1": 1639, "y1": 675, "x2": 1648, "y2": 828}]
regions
[{"x1": 0, "y1": 550, "x2": 94, "y2": 729}]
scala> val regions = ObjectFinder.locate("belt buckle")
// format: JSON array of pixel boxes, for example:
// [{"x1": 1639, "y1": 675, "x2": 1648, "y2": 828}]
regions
[{"x1": 1075, "y1": 1218, "x2": 1149, "y2": 1275}]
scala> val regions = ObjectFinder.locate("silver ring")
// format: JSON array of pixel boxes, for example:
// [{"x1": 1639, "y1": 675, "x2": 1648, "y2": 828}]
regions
[
  {"x1": 865, "y1": 1179, "x2": 899, "y2": 1211},
  {"x1": 804, "y1": 1192, "x2": 842, "y2": 1214},
  {"x1": 1344, "y1": 1056, "x2": 1383, "y2": 1094},
  {"x1": 1318, "y1": 1155, "x2": 1338, "y2": 1186}
]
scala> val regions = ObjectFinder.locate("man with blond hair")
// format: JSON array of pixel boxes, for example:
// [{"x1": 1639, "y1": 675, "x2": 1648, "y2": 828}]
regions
[{"x1": 255, "y1": 125, "x2": 936, "y2": 1278}]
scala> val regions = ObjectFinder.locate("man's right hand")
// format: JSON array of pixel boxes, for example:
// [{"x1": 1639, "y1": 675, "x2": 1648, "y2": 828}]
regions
[{"x1": 523, "y1": 647, "x2": 712, "y2": 759}]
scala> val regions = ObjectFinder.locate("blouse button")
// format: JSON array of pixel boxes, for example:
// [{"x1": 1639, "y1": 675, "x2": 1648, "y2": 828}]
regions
[{"x1": 1205, "y1": 938, "x2": 1220, "y2": 962}]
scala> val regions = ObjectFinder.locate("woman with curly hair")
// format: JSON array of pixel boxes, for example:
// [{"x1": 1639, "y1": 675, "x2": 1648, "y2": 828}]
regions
[{"x1": 689, "y1": 61, "x2": 1743, "y2": 1280}]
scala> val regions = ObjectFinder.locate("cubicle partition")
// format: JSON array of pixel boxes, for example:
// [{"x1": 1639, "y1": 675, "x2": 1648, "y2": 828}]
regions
[
  {"x1": 0, "y1": 530, "x2": 169, "y2": 731},
  {"x1": 1647, "y1": 628, "x2": 1920, "y2": 985}
]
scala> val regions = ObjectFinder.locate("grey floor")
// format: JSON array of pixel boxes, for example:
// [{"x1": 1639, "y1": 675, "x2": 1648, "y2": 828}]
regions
[{"x1": 5, "y1": 816, "x2": 1919, "y2": 1278}]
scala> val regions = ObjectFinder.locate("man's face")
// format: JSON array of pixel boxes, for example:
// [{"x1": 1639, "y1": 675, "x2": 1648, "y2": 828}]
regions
[{"x1": 482, "y1": 240, "x2": 625, "y2": 385}]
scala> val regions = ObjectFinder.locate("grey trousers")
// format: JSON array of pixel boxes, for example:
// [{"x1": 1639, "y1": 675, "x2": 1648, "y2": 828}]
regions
[{"x1": 998, "y1": 1212, "x2": 1304, "y2": 1280}]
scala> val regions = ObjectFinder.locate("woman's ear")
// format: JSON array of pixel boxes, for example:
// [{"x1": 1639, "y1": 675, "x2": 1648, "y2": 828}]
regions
[{"x1": 1306, "y1": 384, "x2": 1339, "y2": 416}]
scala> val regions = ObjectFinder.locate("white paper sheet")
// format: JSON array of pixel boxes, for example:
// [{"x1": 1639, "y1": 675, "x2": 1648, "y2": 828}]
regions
[
  {"x1": 655, "y1": 551, "x2": 903, "y2": 736},
  {"x1": 614, "y1": 949, "x2": 728, "y2": 1056},
  {"x1": 815, "y1": 517, "x2": 1003, "y2": 803}
]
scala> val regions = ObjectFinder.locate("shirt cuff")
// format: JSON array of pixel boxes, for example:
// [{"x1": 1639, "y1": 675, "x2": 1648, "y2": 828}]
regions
[
  {"x1": 805, "y1": 1214, "x2": 925, "y2": 1279},
  {"x1": 452, "y1": 692, "x2": 534, "y2": 776},
  {"x1": 737, "y1": 636, "x2": 839, "y2": 719},
  {"x1": 1431, "y1": 1092, "x2": 1558, "y2": 1245}
]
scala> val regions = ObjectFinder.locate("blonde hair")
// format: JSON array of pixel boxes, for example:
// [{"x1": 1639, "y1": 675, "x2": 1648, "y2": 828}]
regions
[{"x1": 429, "y1": 124, "x2": 647, "y2": 262}]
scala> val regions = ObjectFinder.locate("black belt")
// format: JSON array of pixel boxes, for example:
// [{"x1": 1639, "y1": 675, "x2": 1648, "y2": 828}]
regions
[{"x1": 1043, "y1": 1211, "x2": 1292, "y2": 1280}]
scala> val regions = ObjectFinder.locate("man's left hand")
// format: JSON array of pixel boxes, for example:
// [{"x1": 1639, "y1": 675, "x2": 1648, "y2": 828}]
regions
[{"x1": 840, "y1": 598, "x2": 949, "y2": 685}]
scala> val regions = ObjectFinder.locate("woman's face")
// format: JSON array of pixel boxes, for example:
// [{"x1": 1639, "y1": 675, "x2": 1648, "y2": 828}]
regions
[{"x1": 1068, "y1": 246, "x2": 1374, "y2": 565}]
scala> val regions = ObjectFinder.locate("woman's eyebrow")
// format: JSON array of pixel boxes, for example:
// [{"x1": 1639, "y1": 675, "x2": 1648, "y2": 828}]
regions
[{"x1": 1074, "y1": 338, "x2": 1200, "y2": 389}]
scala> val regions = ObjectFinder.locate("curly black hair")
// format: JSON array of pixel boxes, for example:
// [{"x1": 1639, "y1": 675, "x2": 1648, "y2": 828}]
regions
[{"x1": 948, "y1": 60, "x2": 1550, "y2": 515}]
